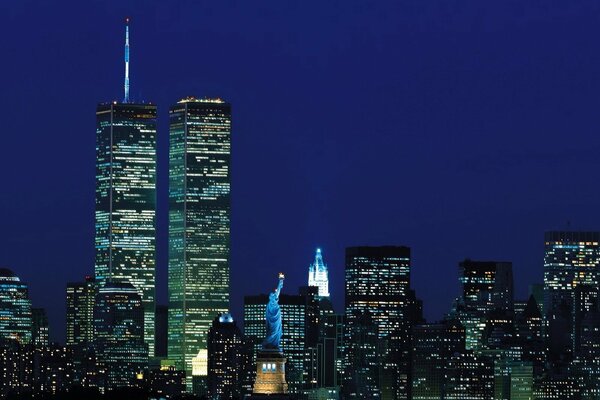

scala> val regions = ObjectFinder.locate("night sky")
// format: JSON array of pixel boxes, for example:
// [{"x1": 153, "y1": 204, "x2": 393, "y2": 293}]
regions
[{"x1": 2, "y1": 1, "x2": 600, "y2": 343}]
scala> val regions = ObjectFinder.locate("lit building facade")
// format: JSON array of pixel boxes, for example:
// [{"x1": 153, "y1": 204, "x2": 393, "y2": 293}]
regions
[
  {"x1": 455, "y1": 260, "x2": 514, "y2": 350},
  {"x1": 66, "y1": 276, "x2": 96, "y2": 346},
  {"x1": 168, "y1": 97, "x2": 231, "y2": 389},
  {"x1": 94, "y1": 282, "x2": 148, "y2": 392},
  {"x1": 95, "y1": 102, "x2": 157, "y2": 354},
  {"x1": 207, "y1": 313, "x2": 250, "y2": 400},
  {"x1": 309, "y1": 248, "x2": 330, "y2": 298},
  {"x1": 0, "y1": 268, "x2": 32, "y2": 344},
  {"x1": 344, "y1": 246, "x2": 412, "y2": 399},
  {"x1": 544, "y1": 232, "x2": 600, "y2": 315},
  {"x1": 411, "y1": 321, "x2": 465, "y2": 400},
  {"x1": 543, "y1": 231, "x2": 600, "y2": 358}
]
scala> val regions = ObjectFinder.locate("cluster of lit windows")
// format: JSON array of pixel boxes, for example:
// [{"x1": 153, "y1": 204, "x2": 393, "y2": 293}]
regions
[
  {"x1": 168, "y1": 99, "x2": 231, "y2": 388},
  {"x1": 95, "y1": 103, "x2": 157, "y2": 354},
  {"x1": 0, "y1": 269, "x2": 32, "y2": 344},
  {"x1": 262, "y1": 363, "x2": 278, "y2": 372}
]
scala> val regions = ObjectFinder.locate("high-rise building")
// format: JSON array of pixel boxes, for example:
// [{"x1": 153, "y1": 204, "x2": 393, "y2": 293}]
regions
[
  {"x1": 31, "y1": 308, "x2": 49, "y2": 348},
  {"x1": 94, "y1": 282, "x2": 148, "y2": 392},
  {"x1": 95, "y1": 21, "x2": 157, "y2": 354},
  {"x1": 168, "y1": 97, "x2": 231, "y2": 389},
  {"x1": 32, "y1": 344, "x2": 73, "y2": 396},
  {"x1": 244, "y1": 287, "x2": 319, "y2": 393},
  {"x1": 0, "y1": 268, "x2": 32, "y2": 344},
  {"x1": 494, "y1": 360, "x2": 534, "y2": 400},
  {"x1": 543, "y1": 231, "x2": 600, "y2": 361},
  {"x1": 306, "y1": 313, "x2": 345, "y2": 391},
  {"x1": 544, "y1": 232, "x2": 600, "y2": 315},
  {"x1": 411, "y1": 321, "x2": 465, "y2": 400},
  {"x1": 0, "y1": 338, "x2": 33, "y2": 397},
  {"x1": 344, "y1": 246, "x2": 412, "y2": 399},
  {"x1": 454, "y1": 260, "x2": 514, "y2": 350},
  {"x1": 345, "y1": 246, "x2": 411, "y2": 339},
  {"x1": 309, "y1": 248, "x2": 330, "y2": 298},
  {"x1": 207, "y1": 313, "x2": 250, "y2": 400},
  {"x1": 444, "y1": 351, "x2": 494, "y2": 400},
  {"x1": 66, "y1": 276, "x2": 96, "y2": 346}
]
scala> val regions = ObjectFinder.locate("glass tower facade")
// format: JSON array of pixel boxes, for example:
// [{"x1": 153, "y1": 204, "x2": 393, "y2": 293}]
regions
[
  {"x1": 95, "y1": 102, "x2": 157, "y2": 354},
  {"x1": 0, "y1": 268, "x2": 32, "y2": 344},
  {"x1": 168, "y1": 98, "x2": 231, "y2": 389},
  {"x1": 344, "y1": 246, "x2": 412, "y2": 399},
  {"x1": 543, "y1": 231, "x2": 600, "y2": 316},
  {"x1": 66, "y1": 276, "x2": 96, "y2": 346}
]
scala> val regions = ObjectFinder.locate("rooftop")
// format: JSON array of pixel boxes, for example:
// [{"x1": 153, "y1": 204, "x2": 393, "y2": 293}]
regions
[{"x1": 178, "y1": 96, "x2": 225, "y2": 104}]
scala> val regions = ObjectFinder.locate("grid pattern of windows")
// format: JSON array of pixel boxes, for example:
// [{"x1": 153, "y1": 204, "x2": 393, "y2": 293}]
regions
[
  {"x1": 0, "y1": 268, "x2": 32, "y2": 344},
  {"x1": 93, "y1": 282, "x2": 148, "y2": 392},
  {"x1": 95, "y1": 103, "x2": 157, "y2": 354},
  {"x1": 66, "y1": 277, "x2": 96, "y2": 346},
  {"x1": 345, "y1": 246, "x2": 411, "y2": 339},
  {"x1": 168, "y1": 98, "x2": 231, "y2": 389},
  {"x1": 543, "y1": 231, "x2": 600, "y2": 316},
  {"x1": 207, "y1": 314, "x2": 249, "y2": 399}
]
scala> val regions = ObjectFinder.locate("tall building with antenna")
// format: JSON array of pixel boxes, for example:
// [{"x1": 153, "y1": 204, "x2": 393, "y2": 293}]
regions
[
  {"x1": 308, "y1": 248, "x2": 330, "y2": 298},
  {"x1": 95, "y1": 18, "x2": 157, "y2": 354}
]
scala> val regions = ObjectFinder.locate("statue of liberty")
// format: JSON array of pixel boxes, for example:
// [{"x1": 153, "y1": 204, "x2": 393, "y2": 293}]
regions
[{"x1": 263, "y1": 273, "x2": 285, "y2": 351}]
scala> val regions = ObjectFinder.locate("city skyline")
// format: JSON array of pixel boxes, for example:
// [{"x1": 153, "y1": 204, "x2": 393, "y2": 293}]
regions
[{"x1": 2, "y1": 1, "x2": 600, "y2": 348}]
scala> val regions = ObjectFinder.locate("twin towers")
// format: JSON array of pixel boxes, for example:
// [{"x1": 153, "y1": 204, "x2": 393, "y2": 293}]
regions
[{"x1": 94, "y1": 19, "x2": 231, "y2": 386}]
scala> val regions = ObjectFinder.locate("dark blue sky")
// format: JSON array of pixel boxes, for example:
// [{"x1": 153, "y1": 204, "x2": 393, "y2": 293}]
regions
[{"x1": 2, "y1": 1, "x2": 600, "y2": 343}]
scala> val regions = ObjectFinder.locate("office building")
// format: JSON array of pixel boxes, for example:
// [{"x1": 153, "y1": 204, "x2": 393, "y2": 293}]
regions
[
  {"x1": 344, "y1": 246, "x2": 412, "y2": 399},
  {"x1": 95, "y1": 21, "x2": 157, "y2": 354},
  {"x1": 543, "y1": 231, "x2": 600, "y2": 362},
  {"x1": 31, "y1": 308, "x2": 49, "y2": 348},
  {"x1": 0, "y1": 268, "x2": 32, "y2": 344},
  {"x1": 0, "y1": 338, "x2": 33, "y2": 397},
  {"x1": 444, "y1": 352, "x2": 494, "y2": 400},
  {"x1": 411, "y1": 320, "x2": 465, "y2": 400},
  {"x1": 168, "y1": 97, "x2": 231, "y2": 389},
  {"x1": 66, "y1": 276, "x2": 96, "y2": 346},
  {"x1": 207, "y1": 313, "x2": 250, "y2": 400},
  {"x1": 94, "y1": 282, "x2": 148, "y2": 391},
  {"x1": 455, "y1": 260, "x2": 513, "y2": 350}
]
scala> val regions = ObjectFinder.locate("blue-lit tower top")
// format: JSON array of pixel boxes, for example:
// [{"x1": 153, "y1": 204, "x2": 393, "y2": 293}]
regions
[
  {"x1": 124, "y1": 17, "x2": 130, "y2": 103},
  {"x1": 308, "y1": 248, "x2": 330, "y2": 297}
]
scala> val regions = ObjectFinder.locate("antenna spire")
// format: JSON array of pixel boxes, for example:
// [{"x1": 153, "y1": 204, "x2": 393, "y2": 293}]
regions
[{"x1": 124, "y1": 17, "x2": 130, "y2": 103}]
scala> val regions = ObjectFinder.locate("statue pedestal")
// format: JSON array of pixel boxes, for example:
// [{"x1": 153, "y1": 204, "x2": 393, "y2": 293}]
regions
[{"x1": 252, "y1": 350, "x2": 289, "y2": 396}]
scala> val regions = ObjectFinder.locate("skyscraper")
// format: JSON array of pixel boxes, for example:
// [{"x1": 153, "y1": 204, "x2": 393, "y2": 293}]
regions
[
  {"x1": 411, "y1": 321, "x2": 465, "y2": 400},
  {"x1": 31, "y1": 308, "x2": 49, "y2": 348},
  {"x1": 95, "y1": 20, "x2": 157, "y2": 354},
  {"x1": 309, "y1": 248, "x2": 330, "y2": 298},
  {"x1": 544, "y1": 232, "x2": 600, "y2": 315},
  {"x1": 207, "y1": 313, "x2": 251, "y2": 400},
  {"x1": 168, "y1": 97, "x2": 231, "y2": 389},
  {"x1": 94, "y1": 282, "x2": 148, "y2": 392},
  {"x1": 66, "y1": 276, "x2": 96, "y2": 346},
  {"x1": 344, "y1": 246, "x2": 412, "y2": 399},
  {"x1": 0, "y1": 268, "x2": 32, "y2": 344},
  {"x1": 454, "y1": 259, "x2": 514, "y2": 350},
  {"x1": 543, "y1": 231, "x2": 600, "y2": 358}
]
